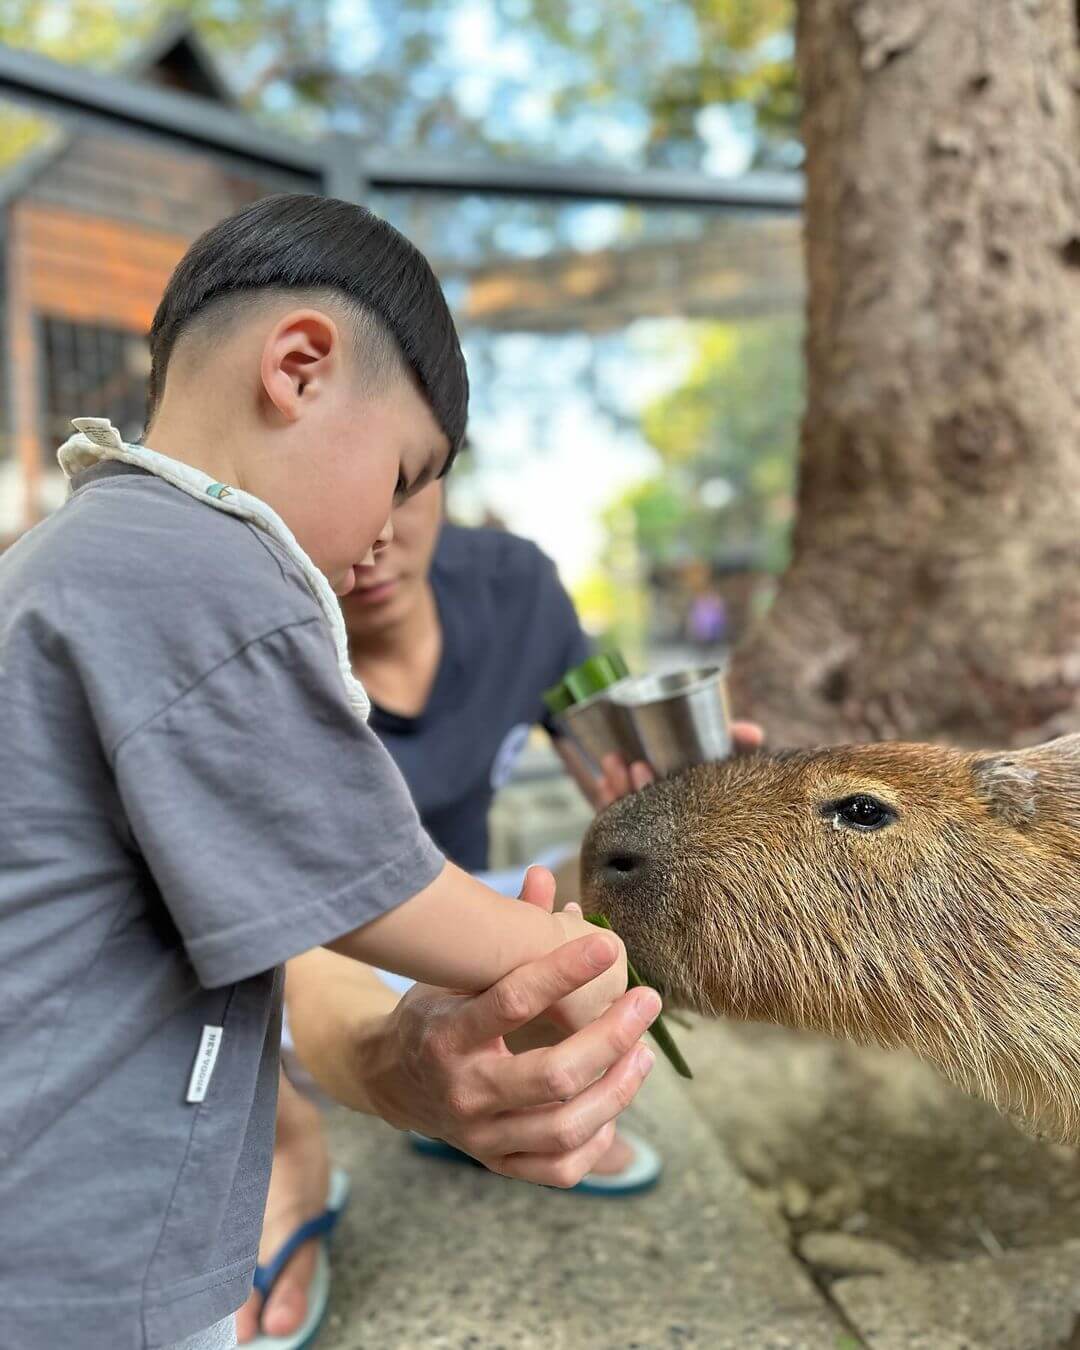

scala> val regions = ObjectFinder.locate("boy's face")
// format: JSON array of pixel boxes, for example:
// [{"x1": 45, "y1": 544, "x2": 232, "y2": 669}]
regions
[
  {"x1": 340, "y1": 480, "x2": 444, "y2": 638},
  {"x1": 305, "y1": 372, "x2": 448, "y2": 598},
  {"x1": 247, "y1": 338, "x2": 450, "y2": 597}
]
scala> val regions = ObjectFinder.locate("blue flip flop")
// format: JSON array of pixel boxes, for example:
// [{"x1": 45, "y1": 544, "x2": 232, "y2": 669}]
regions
[
  {"x1": 248, "y1": 1167, "x2": 350, "y2": 1350},
  {"x1": 409, "y1": 1128, "x2": 662, "y2": 1197}
]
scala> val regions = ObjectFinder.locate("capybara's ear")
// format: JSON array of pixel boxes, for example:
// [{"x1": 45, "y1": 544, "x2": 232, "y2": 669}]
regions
[
  {"x1": 972, "y1": 755, "x2": 1041, "y2": 828},
  {"x1": 1038, "y1": 732, "x2": 1080, "y2": 761}
]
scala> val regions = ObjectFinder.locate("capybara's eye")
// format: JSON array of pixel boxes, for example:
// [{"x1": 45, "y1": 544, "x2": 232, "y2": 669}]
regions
[{"x1": 828, "y1": 795, "x2": 894, "y2": 832}]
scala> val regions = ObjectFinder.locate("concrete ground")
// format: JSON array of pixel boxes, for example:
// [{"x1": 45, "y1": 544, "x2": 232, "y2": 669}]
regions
[
  {"x1": 314, "y1": 1057, "x2": 849, "y2": 1349},
  {"x1": 681, "y1": 1017, "x2": 1080, "y2": 1349},
  {"x1": 310, "y1": 1013, "x2": 1080, "y2": 1349}
]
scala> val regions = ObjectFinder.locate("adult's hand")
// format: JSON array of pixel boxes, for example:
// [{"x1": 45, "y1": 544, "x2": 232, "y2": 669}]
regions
[
  {"x1": 365, "y1": 904, "x2": 659, "y2": 1183},
  {"x1": 286, "y1": 869, "x2": 661, "y2": 1189},
  {"x1": 564, "y1": 718, "x2": 766, "y2": 809}
]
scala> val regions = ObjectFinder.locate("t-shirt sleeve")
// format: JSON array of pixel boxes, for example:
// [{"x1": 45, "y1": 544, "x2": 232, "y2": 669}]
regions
[
  {"x1": 537, "y1": 558, "x2": 591, "y2": 738},
  {"x1": 112, "y1": 617, "x2": 444, "y2": 988}
]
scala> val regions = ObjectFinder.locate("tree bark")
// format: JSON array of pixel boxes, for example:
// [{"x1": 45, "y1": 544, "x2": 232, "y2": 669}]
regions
[{"x1": 729, "y1": 0, "x2": 1080, "y2": 749}]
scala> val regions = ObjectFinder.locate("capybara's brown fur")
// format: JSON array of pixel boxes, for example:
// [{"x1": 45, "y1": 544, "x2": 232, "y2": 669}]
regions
[{"x1": 581, "y1": 734, "x2": 1080, "y2": 1142}]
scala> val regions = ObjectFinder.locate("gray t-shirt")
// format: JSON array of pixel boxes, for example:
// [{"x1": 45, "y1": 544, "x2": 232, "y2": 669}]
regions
[{"x1": 0, "y1": 463, "x2": 444, "y2": 1350}]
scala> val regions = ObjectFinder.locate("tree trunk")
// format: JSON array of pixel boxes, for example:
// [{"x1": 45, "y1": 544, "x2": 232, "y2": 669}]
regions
[{"x1": 729, "y1": 0, "x2": 1080, "y2": 749}]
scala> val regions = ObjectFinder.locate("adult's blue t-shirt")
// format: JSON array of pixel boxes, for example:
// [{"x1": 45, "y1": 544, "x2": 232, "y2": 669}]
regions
[{"x1": 369, "y1": 523, "x2": 590, "y2": 872}]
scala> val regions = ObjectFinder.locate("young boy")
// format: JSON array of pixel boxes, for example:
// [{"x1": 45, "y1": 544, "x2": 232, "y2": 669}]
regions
[{"x1": 0, "y1": 194, "x2": 633, "y2": 1350}]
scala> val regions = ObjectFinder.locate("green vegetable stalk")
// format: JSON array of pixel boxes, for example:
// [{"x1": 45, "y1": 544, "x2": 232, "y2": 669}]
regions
[{"x1": 585, "y1": 913, "x2": 692, "y2": 1079}]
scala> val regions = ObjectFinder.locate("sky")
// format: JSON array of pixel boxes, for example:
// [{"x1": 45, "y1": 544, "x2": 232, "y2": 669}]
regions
[{"x1": 451, "y1": 322, "x2": 695, "y2": 580}]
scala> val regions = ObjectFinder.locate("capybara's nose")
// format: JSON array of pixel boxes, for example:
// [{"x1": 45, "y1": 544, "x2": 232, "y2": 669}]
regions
[
  {"x1": 582, "y1": 841, "x2": 655, "y2": 906},
  {"x1": 596, "y1": 849, "x2": 648, "y2": 881},
  {"x1": 580, "y1": 797, "x2": 659, "y2": 909}
]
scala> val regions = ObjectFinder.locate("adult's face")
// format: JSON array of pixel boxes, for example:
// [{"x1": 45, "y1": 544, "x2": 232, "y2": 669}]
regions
[{"x1": 340, "y1": 480, "x2": 444, "y2": 640}]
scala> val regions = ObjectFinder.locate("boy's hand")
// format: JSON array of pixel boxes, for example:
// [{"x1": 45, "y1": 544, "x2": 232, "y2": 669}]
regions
[
  {"x1": 543, "y1": 895, "x2": 631, "y2": 1034},
  {"x1": 512, "y1": 865, "x2": 634, "y2": 1034}
]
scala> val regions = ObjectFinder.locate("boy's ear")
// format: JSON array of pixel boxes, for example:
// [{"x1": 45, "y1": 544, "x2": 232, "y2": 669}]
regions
[{"x1": 260, "y1": 309, "x2": 339, "y2": 421}]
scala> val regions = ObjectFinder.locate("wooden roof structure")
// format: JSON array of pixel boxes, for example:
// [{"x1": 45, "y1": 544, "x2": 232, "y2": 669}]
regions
[{"x1": 458, "y1": 215, "x2": 803, "y2": 333}]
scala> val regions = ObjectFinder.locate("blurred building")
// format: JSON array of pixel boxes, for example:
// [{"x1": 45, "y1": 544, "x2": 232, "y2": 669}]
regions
[
  {"x1": 0, "y1": 18, "x2": 311, "y2": 535},
  {"x1": 0, "y1": 18, "x2": 804, "y2": 614}
]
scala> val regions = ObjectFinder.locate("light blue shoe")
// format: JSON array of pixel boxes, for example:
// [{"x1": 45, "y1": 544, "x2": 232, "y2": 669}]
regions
[{"x1": 409, "y1": 1127, "x2": 662, "y2": 1197}]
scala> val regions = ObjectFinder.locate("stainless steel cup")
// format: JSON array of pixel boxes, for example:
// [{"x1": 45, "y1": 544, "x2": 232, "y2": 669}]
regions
[
  {"x1": 557, "y1": 680, "x2": 647, "y2": 770},
  {"x1": 611, "y1": 665, "x2": 731, "y2": 777}
]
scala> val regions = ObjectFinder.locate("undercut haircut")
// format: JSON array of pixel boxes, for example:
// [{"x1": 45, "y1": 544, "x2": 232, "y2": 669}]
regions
[{"x1": 147, "y1": 194, "x2": 468, "y2": 461}]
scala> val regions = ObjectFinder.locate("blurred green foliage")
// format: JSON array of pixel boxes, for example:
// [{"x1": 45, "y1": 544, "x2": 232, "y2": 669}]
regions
[
  {"x1": 0, "y1": 0, "x2": 797, "y2": 167},
  {"x1": 617, "y1": 314, "x2": 803, "y2": 576}
]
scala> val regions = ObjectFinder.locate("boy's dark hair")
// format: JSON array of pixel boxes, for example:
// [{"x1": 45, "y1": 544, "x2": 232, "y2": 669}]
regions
[{"x1": 147, "y1": 194, "x2": 468, "y2": 459}]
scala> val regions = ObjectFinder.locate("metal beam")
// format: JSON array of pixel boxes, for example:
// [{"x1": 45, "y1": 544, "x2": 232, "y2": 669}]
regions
[
  {"x1": 0, "y1": 42, "x2": 803, "y2": 213},
  {"x1": 360, "y1": 155, "x2": 803, "y2": 212},
  {"x1": 0, "y1": 43, "x2": 325, "y2": 183}
]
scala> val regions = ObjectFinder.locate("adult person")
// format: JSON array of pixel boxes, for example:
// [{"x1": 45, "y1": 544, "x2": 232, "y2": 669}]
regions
[{"x1": 240, "y1": 484, "x2": 762, "y2": 1345}]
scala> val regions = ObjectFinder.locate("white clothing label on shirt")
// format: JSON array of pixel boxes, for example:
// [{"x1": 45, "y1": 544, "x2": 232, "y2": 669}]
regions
[{"x1": 186, "y1": 1025, "x2": 224, "y2": 1104}]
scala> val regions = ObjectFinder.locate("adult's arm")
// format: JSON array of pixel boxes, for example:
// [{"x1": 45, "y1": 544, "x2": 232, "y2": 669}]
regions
[{"x1": 286, "y1": 873, "x2": 660, "y2": 1188}]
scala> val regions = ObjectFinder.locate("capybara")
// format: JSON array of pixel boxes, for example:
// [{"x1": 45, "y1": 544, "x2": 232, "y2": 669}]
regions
[{"x1": 581, "y1": 734, "x2": 1080, "y2": 1142}]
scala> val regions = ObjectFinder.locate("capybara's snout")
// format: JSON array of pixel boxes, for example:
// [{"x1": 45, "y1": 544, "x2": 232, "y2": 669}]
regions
[
  {"x1": 581, "y1": 777, "x2": 687, "y2": 997},
  {"x1": 583, "y1": 734, "x2": 1080, "y2": 1143},
  {"x1": 581, "y1": 811, "x2": 651, "y2": 920},
  {"x1": 581, "y1": 795, "x2": 655, "y2": 902}
]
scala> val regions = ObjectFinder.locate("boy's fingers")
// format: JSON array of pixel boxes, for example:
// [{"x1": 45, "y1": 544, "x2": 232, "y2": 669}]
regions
[
  {"x1": 467, "y1": 1040, "x2": 655, "y2": 1158},
  {"x1": 517, "y1": 865, "x2": 556, "y2": 913},
  {"x1": 448, "y1": 935, "x2": 620, "y2": 1051},
  {"x1": 474, "y1": 986, "x2": 661, "y2": 1111},
  {"x1": 628, "y1": 760, "x2": 655, "y2": 791}
]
